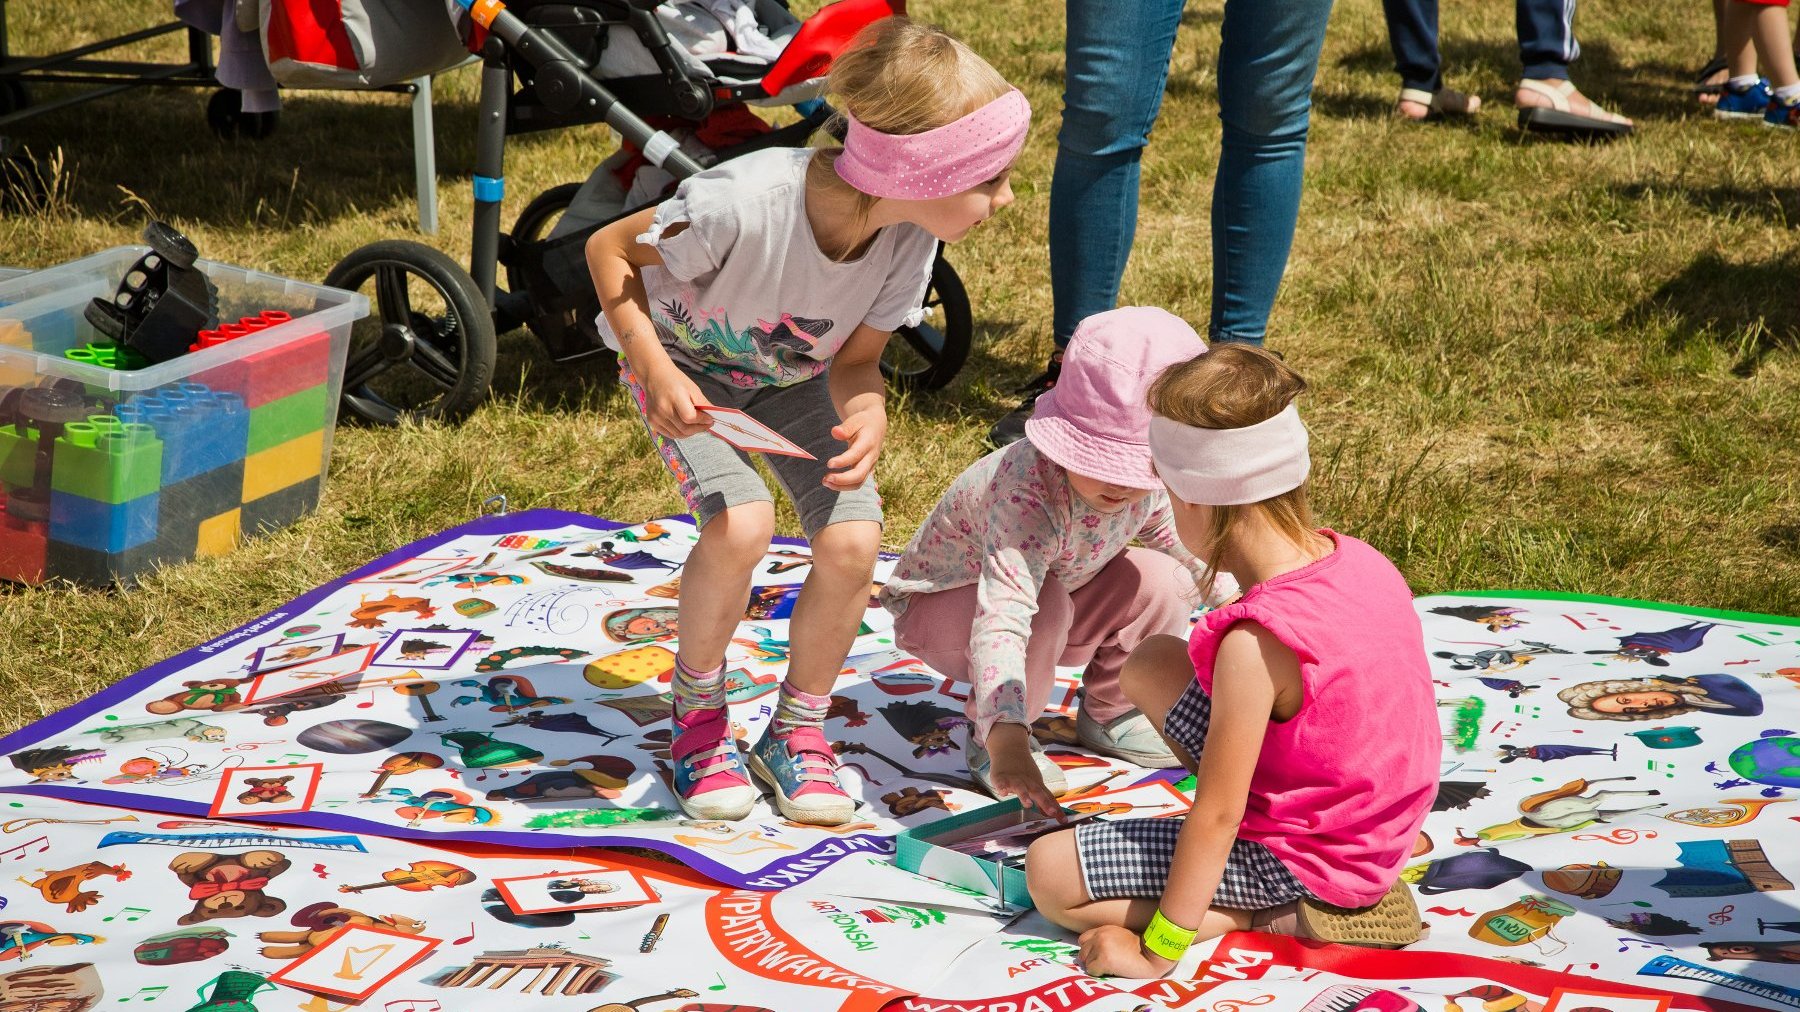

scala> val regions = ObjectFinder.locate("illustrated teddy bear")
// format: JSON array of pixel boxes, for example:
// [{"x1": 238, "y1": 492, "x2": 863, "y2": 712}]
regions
[
  {"x1": 145, "y1": 678, "x2": 252, "y2": 715},
  {"x1": 170, "y1": 850, "x2": 291, "y2": 925},
  {"x1": 236, "y1": 777, "x2": 295, "y2": 806}
]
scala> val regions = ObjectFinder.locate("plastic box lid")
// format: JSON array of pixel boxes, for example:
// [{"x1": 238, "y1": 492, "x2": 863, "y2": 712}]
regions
[{"x1": 0, "y1": 247, "x2": 368, "y2": 397}]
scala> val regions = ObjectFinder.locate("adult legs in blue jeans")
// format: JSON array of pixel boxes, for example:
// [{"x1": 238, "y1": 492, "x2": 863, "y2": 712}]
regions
[{"x1": 989, "y1": 0, "x2": 1334, "y2": 445}]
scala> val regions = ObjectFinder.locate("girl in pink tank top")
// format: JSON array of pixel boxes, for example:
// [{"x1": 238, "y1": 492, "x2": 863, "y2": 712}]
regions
[{"x1": 1024, "y1": 346, "x2": 1439, "y2": 978}]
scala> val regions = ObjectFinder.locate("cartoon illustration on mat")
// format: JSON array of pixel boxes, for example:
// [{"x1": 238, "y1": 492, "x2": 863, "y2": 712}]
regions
[
  {"x1": 1558, "y1": 673, "x2": 1765, "y2": 720},
  {"x1": 1587, "y1": 621, "x2": 1720, "y2": 665}
]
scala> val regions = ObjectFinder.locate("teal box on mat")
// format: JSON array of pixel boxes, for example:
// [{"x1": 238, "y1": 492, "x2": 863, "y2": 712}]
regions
[{"x1": 895, "y1": 798, "x2": 1068, "y2": 910}]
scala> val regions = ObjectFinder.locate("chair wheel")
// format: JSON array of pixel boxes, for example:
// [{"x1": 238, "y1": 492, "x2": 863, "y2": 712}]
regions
[
  {"x1": 882, "y1": 250, "x2": 972, "y2": 392},
  {"x1": 325, "y1": 241, "x2": 497, "y2": 426}
]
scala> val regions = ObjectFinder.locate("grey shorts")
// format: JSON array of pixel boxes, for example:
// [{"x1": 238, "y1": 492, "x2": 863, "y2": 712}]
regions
[
  {"x1": 1073, "y1": 679, "x2": 1313, "y2": 911},
  {"x1": 621, "y1": 363, "x2": 883, "y2": 538}
]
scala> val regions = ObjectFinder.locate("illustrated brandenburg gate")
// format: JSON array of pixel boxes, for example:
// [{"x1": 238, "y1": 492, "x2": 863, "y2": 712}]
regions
[{"x1": 436, "y1": 944, "x2": 617, "y2": 994}]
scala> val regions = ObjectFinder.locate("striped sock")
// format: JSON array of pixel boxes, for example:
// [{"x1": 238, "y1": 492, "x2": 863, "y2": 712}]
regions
[
  {"x1": 770, "y1": 682, "x2": 832, "y2": 737},
  {"x1": 671, "y1": 656, "x2": 726, "y2": 721}
]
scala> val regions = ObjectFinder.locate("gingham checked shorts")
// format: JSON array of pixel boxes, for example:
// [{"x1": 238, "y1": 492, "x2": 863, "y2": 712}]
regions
[{"x1": 1073, "y1": 678, "x2": 1313, "y2": 911}]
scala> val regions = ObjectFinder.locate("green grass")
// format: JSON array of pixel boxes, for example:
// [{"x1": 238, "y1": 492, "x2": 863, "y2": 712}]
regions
[{"x1": 2, "y1": 0, "x2": 1797, "y2": 735}]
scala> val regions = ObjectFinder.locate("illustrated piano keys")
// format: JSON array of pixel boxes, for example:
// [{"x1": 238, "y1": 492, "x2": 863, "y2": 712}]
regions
[
  {"x1": 1637, "y1": 955, "x2": 1800, "y2": 1008},
  {"x1": 98, "y1": 830, "x2": 368, "y2": 852}
]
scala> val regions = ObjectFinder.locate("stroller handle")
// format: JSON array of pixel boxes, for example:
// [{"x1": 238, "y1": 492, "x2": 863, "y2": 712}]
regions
[{"x1": 456, "y1": 0, "x2": 706, "y2": 179}]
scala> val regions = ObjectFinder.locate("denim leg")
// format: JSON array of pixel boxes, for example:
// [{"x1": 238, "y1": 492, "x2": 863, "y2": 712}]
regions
[
  {"x1": 1384, "y1": 0, "x2": 1443, "y2": 92},
  {"x1": 1210, "y1": 0, "x2": 1335, "y2": 345},
  {"x1": 1518, "y1": 0, "x2": 1577, "y2": 80},
  {"x1": 1048, "y1": 0, "x2": 1187, "y2": 347}
]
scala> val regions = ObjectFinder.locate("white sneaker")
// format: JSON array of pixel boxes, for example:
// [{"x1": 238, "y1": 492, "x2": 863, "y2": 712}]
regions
[
  {"x1": 1076, "y1": 705, "x2": 1181, "y2": 768},
  {"x1": 966, "y1": 726, "x2": 1068, "y2": 799}
]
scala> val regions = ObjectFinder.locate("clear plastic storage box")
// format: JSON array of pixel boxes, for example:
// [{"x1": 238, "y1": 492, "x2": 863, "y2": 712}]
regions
[{"x1": 0, "y1": 248, "x2": 368, "y2": 586}]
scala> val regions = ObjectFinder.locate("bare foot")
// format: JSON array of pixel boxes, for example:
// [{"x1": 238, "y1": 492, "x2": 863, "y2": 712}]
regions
[
  {"x1": 1516, "y1": 79, "x2": 1633, "y2": 128},
  {"x1": 1697, "y1": 67, "x2": 1728, "y2": 106}
]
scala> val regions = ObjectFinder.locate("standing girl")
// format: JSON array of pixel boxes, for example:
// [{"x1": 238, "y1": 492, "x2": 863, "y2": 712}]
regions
[
  {"x1": 881, "y1": 308, "x2": 1217, "y2": 816},
  {"x1": 587, "y1": 17, "x2": 1029, "y2": 826},
  {"x1": 1026, "y1": 345, "x2": 1438, "y2": 974}
]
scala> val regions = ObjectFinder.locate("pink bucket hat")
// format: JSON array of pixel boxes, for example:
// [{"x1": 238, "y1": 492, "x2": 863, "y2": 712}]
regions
[{"x1": 1024, "y1": 307, "x2": 1207, "y2": 490}]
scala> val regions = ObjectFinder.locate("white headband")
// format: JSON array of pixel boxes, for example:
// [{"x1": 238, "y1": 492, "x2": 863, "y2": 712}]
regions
[{"x1": 1148, "y1": 404, "x2": 1311, "y2": 506}]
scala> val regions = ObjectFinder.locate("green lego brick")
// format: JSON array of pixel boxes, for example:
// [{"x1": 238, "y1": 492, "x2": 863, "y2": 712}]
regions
[
  {"x1": 247, "y1": 383, "x2": 328, "y2": 455},
  {"x1": 47, "y1": 421, "x2": 163, "y2": 505},
  {"x1": 0, "y1": 423, "x2": 39, "y2": 490}
]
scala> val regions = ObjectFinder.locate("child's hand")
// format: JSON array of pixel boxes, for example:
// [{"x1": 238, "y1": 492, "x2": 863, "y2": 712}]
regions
[
  {"x1": 825, "y1": 407, "x2": 887, "y2": 491},
  {"x1": 644, "y1": 366, "x2": 714, "y2": 440},
  {"x1": 984, "y1": 724, "x2": 1062, "y2": 818},
  {"x1": 1078, "y1": 924, "x2": 1173, "y2": 979}
]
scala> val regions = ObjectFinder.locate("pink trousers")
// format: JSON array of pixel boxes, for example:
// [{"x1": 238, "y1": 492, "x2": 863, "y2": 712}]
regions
[{"x1": 890, "y1": 548, "x2": 1191, "y2": 740}]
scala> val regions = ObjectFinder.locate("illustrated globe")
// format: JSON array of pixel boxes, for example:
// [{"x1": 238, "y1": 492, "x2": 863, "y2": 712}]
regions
[{"x1": 1728, "y1": 736, "x2": 1800, "y2": 788}]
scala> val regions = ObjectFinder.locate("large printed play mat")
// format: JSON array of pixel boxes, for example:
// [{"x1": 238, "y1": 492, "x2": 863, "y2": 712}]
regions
[{"x1": 0, "y1": 508, "x2": 1796, "y2": 1011}]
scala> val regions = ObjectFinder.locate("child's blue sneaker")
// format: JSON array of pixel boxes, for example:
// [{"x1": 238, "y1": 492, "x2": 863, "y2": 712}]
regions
[
  {"x1": 1716, "y1": 78, "x2": 1773, "y2": 120},
  {"x1": 1765, "y1": 97, "x2": 1800, "y2": 129}
]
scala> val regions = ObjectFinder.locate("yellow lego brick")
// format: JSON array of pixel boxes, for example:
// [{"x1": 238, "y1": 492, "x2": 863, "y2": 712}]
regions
[
  {"x1": 196, "y1": 508, "x2": 242, "y2": 557},
  {"x1": 242, "y1": 429, "x2": 324, "y2": 502},
  {"x1": 0, "y1": 320, "x2": 32, "y2": 388}
]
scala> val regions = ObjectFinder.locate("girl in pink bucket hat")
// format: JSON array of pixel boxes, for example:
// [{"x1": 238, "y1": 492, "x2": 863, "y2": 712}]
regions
[
  {"x1": 881, "y1": 307, "x2": 1226, "y2": 815},
  {"x1": 1023, "y1": 345, "x2": 1438, "y2": 976}
]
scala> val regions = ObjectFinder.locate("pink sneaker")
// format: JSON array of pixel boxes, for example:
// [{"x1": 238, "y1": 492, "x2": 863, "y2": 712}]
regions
[
  {"x1": 748, "y1": 724, "x2": 854, "y2": 826},
  {"x1": 670, "y1": 709, "x2": 759, "y2": 821}
]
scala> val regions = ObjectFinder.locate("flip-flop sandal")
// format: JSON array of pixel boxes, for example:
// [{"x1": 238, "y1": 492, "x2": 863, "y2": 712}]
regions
[
  {"x1": 1294, "y1": 881, "x2": 1423, "y2": 949},
  {"x1": 1517, "y1": 79, "x2": 1633, "y2": 139},
  {"x1": 1693, "y1": 54, "x2": 1730, "y2": 96},
  {"x1": 1398, "y1": 86, "x2": 1481, "y2": 121}
]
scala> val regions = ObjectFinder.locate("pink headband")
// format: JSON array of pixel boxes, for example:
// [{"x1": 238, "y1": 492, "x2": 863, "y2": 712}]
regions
[
  {"x1": 1148, "y1": 404, "x2": 1311, "y2": 506},
  {"x1": 834, "y1": 89, "x2": 1031, "y2": 200}
]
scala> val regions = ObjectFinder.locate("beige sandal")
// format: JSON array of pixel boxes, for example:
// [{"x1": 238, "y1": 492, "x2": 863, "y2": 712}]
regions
[
  {"x1": 1397, "y1": 86, "x2": 1481, "y2": 120},
  {"x1": 1516, "y1": 79, "x2": 1633, "y2": 139}
]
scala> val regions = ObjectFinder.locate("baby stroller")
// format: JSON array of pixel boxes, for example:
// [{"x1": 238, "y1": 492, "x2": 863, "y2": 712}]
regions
[{"x1": 316, "y1": 0, "x2": 974, "y2": 425}]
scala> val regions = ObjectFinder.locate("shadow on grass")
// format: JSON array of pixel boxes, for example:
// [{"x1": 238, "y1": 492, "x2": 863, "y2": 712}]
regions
[
  {"x1": 1631, "y1": 250, "x2": 1800, "y2": 376},
  {"x1": 2, "y1": 85, "x2": 488, "y2": 227},
  {"x1": 1614, "y1": 180, "x2": 1800, "y2": 229}
]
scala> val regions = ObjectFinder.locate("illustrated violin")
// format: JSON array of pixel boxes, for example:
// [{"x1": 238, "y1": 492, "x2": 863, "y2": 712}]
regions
[{"x1": 337, "y1": 860, "x2": 473, "y2": 894}]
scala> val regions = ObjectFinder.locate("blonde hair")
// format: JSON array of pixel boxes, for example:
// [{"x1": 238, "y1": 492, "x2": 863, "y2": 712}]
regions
[
  {"x1": 807, "y1": 16, "x2": 1013, "y2": 245},
  {"x1": 1147, "y1": 345, "x2": 1315, "y2": 600}
]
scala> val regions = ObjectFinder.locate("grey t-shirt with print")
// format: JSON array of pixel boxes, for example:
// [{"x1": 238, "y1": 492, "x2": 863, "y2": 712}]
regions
[{"x1": 597, "y1": 147, "x2": 938, "y2": 389}]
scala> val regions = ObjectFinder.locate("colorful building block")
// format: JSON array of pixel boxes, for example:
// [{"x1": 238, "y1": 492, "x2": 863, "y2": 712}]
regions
[
  {"x1": 47, "y1": 419, "x2": 163, "y2": 504},
  {"x1": 196, "y1": 508, "x2": 242, "y2": 557},
  {"x1": 241, "y1": 328, "x2": 331, "y2": 408},
  {"x1": 48, "y1": 489, "x2": 159, "y2": 553},
  {"x1": 242, "y1": 429, "x2": 323, "y2": 502},
  {"x1": 0, "y1": 423, "x2": 36, "y2": 489},
  {"x1": 158, "y1": 460, "x2": 246, "y2": 547},
  {"x1": 247, "y1": 384, "x2": 328, "y2": 455},
  {"x1": 121, "y1": 385, "x2": 250, "y2": 485},
  {"x1": 44, "y1": 538, "x2": 180, "y2": 588},
  {"x1": 0, "y1": 510, "x2": 47, "y2": 584},
  {"x1": 241, "y1": 476, "x2": 320, "y2": 536}
]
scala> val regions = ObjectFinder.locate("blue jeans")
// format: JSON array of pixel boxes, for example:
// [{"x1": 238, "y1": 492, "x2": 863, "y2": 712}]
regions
[{"x1": 1049, "y1": 0, "x2": 1334, "y2": 348}]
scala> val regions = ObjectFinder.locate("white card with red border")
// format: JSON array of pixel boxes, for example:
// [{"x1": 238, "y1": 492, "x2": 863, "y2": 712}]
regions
[
  {"x1": 208, "y1": 762, "x2": 324, "y2": 817},
  {"x1": 269, "y1": 922, "x2": 442, "y2": 1000},
  {"x1": 494, "y1": 867, "x2": 660, "y2": 915},
  {"x1": 696, "y1": 405, "x2": 816, "y2": 459}
]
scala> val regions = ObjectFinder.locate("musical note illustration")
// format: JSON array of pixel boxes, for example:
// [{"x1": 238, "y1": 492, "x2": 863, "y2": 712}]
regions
[
  {"x1": 1710, "y1": 903, "x2": 1736, "y2": 925},
  {"x1": 102, "y1": 906, "x2": 151, "y2": 923},
  {"x1": 120, "y1": 986, "x2": 168, "y2": 1002},
  {"x1": 383, "y1": 1002, "x2": 442, "y2": 1012},
  {"x1": 452, "y1": 922, "x2": 474, "y2": 946},
  {"x1": 264, "y1": 753, "x2": 309, "y2": 765},
  {"x1": 1572, "y1": 828, "x2": 1656, "y2": 845},
  {"x1": 708, "y1": 973, "x2": 727, "y2": 992},
  {"x1": 313, "y1": 864, "x2": 330, "y2": 879},
  {"x1": 0, "y1": 836, "x2": 50, "y2": 861},
  {"x1": 1618, "y1": 936, "x2": 1673, "y2": 953}
]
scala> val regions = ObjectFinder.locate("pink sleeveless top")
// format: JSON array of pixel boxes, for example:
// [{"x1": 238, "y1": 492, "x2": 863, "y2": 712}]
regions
[{"x1": 1188, "y1": 530, "x2": 1438, "y2": 907}]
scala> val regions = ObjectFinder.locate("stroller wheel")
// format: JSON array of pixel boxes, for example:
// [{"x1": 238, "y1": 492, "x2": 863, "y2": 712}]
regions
[
  {"x1": 206, "y1": 89, "x2": 279, "y2": 141},
  {"x1": 325, "y1": 241, "x2": 497, "y2": 426},
  {"x1": 883, "y1": 252, "x2": 972, "y2": 393},
  {"x1": 511, "y1": 182, "x2": 583, "y2": 247}
]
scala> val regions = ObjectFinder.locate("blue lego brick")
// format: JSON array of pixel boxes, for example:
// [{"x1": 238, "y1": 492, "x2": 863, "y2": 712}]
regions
[
  {"x1": 48, "y1": 488, "x2": 158, "y2": 553},
  {"x1": 119, "y1": 385, "x2": 249, "y2": 485}
]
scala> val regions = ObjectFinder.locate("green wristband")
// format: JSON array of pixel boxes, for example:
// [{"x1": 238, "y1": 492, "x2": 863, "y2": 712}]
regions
[{"x1": 1141, "y1": 908, "x2": 1197, "y2": 962}]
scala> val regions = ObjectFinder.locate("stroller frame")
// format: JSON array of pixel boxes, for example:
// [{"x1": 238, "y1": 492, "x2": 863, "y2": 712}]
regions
[{"x1": 324, "y1": 0, "x2": 974, "y2": 426}]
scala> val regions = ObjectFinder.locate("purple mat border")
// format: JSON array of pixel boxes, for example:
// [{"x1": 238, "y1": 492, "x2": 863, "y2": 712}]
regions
[{"x1": 0, "y1": 509, "x2": 829, "y2": 890}]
